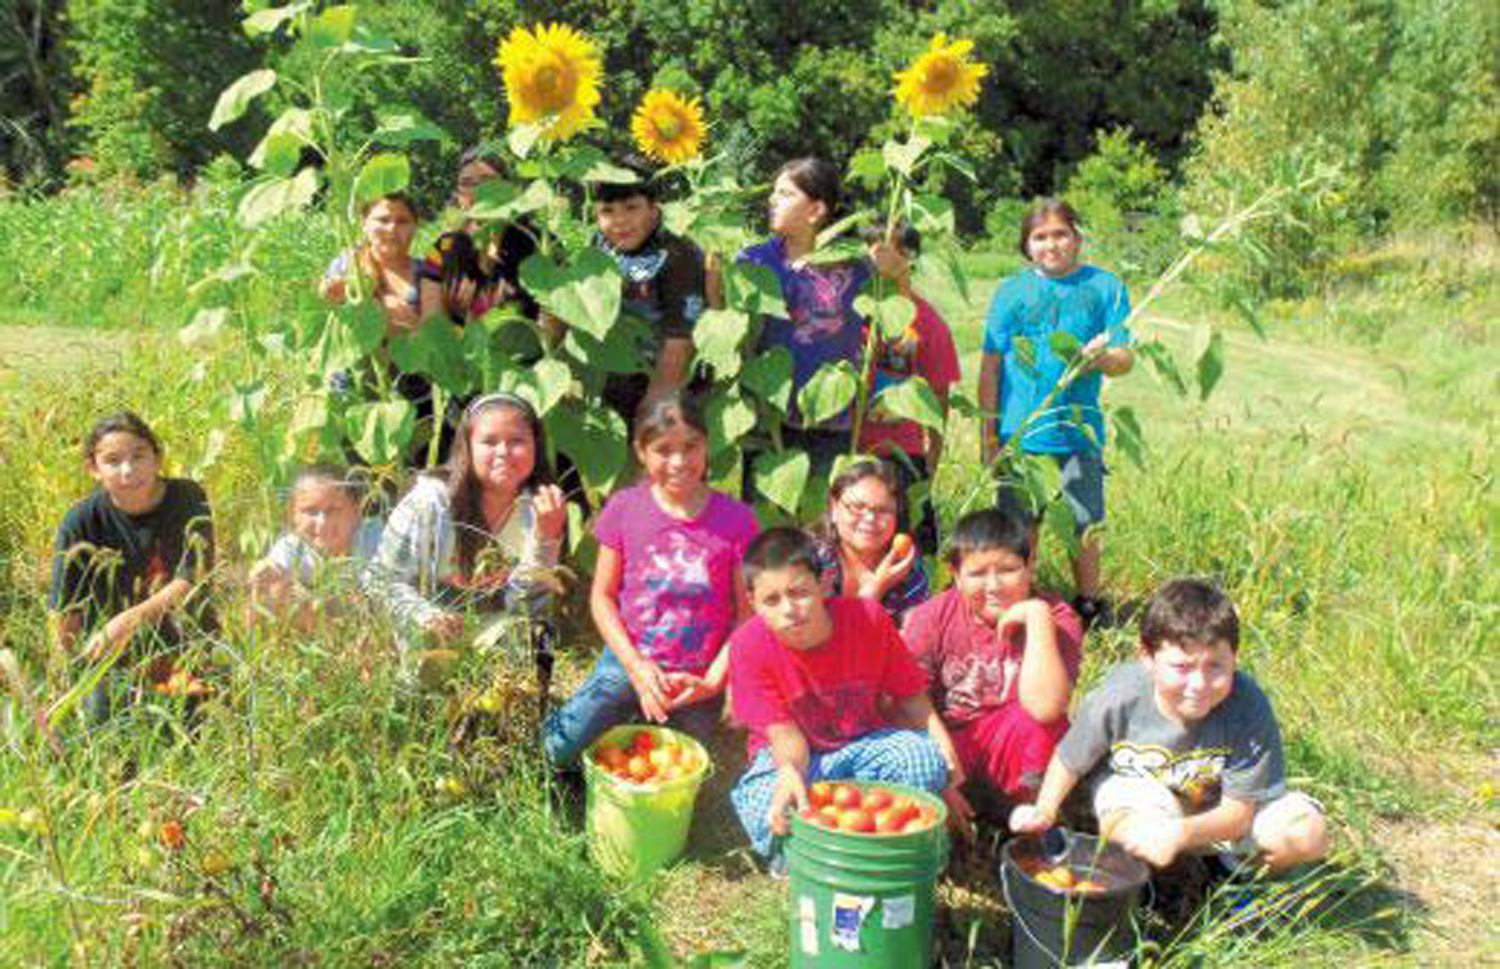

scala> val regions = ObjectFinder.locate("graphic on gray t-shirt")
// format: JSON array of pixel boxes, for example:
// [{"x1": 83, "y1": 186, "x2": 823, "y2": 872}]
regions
[{"x1": 1057, "y1": 661, "x2": 1287, "y2": 810}]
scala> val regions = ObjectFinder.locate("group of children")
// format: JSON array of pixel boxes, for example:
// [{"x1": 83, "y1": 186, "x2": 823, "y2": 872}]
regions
[{"x1": 47, "y1": 165, "x2": 1329, "y2": 882}]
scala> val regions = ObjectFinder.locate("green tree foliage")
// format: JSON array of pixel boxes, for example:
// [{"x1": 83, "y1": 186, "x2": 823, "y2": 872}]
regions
[
  {"x1": 66, "y1": 0, "x2": 263, "y2": 180},
  {"x1": 0, "y1": 0, "x2": 73, "y2": 184}
]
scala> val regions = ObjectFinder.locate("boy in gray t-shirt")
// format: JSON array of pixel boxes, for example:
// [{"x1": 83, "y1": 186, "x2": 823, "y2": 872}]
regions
[{"x1": 1012, "y1": 578, "x2": 1328, "y2": 871}]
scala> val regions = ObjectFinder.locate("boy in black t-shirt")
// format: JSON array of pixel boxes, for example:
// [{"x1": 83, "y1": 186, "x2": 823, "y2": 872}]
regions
[{"x1": 590, "y1": 159, "x2": 706, "y2": 432}]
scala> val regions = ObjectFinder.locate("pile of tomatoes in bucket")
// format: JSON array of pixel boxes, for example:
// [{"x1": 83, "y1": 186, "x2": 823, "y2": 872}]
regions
[
  {"x1": 590, "y1": 730, "x2": 704, "y2": 786},
  {"x1": 799, "y1": 782, "x2": 941, "y2": 835}
]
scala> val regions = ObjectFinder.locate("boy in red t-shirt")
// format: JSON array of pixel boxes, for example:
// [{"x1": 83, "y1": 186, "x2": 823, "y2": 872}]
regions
[
  {"x1": 902, "y1": 508, "x2": 1083, "y2": 811},
  {"x1": 860, "y1": 223, "x2": 961, "y2": 554},
  {"x1": 728, "y1": 527, "x2": 966, "y2": 866}
]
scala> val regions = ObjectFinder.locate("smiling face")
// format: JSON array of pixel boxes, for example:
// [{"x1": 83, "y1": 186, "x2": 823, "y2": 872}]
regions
[
  {"x1": 831, "y1": 474, "x2": 899, "y2": 558},
  {"x1": 596, "y1": 193, "x2": 659, "y2": 253},
  {"x1": 1025, "y1": 213, "x2": 1082, "y2": 277},
  {"x1": 637, "y1": 419, "x2": 707, "y2": 502},
  {"x1": 768, "y1": 172, "x2": 826, "y2": 238},
  {"x1": 88, "y1": 431, "x2": 164, "y2": 514},
  {"x1": 289, "y1": 480, "x2": 361, "y2": 558},
  {"x1": 954, "y1": 546, "x2": 1033, "y2": 625},
  {"x1": 468, "y1": 405, "x2": 537, "y2": 497},
  {"x1": 1142, "y1": 638, "x2": 1237, "y2": 724},
  {"x1": 749, "y1": 563, "x2": 832, "y2": 651},
  {"x1": 363, "y1": 198, "x2": 417, "y2": 259}
]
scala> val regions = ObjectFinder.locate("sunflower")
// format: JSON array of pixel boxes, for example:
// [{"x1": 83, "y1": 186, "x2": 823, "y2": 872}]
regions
[
  {"x1": 494, "y1": 23, "x2": 602, "y2": 141},
  {"x1": 631, "y1": 89, "x2": 707, "y2": 165},
  {"x1": 893, "y1": 33, "x2": 989, "y2": 118}
]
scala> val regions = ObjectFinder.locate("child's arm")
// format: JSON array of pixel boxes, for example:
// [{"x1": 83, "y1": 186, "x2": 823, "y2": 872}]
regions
[
  {"x1": 648, "y1": 337, "x2": 693, "y2": 401},
  {"x1": 977, "y1": 352, "x2": 1002, "y2": 465},
  {"x1": 1009, "y1": 755, "x2": 1082, "y2": 832},
  {"x1": 82, "y1": 577, "x2": 194, "y2": 661},
  {"x1": 1006, "y1": 599, "x2": 1071, "y2": 724},
  {"x1": 1111, "y1": 795, "x2": 1256, "y2": 869},
  {"x1": 590, "y1": 544, "x2": 673, "y2": 723},
  {"x1": 765, "y1": 721, "x2": 812, "y2": 837}
]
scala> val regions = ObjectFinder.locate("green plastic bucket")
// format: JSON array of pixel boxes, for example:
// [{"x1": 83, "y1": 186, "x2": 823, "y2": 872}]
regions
[
  {"x1": 582, "y1": 725, "x2": 711, "y2": 882},
  {"x1": 786, "y1": 781, "x2": 949, "y2": 967}
]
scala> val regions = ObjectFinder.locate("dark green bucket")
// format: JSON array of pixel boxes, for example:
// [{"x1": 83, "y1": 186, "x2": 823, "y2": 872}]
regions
[{"x1": 786, "y1": 782, "x2": 948, "y2": 967}]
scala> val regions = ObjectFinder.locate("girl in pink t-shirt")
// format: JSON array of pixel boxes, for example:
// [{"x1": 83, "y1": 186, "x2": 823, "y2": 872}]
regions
[{"x1": 544, "y1": 392, "x2": 759, "y2": 766}]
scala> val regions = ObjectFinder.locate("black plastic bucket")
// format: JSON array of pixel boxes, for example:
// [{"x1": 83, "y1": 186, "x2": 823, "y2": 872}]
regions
[{"x1": 1000, "y1": 832, "x2": 1150, "y2": 967}]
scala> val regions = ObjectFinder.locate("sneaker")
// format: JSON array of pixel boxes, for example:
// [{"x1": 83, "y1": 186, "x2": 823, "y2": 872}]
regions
[
  {"x1": 1072, "y1": 596, "x2": 1115, "y2": 630},
  {"x1": 766, "y1": 851, "x2": 789, "y2": 881}
]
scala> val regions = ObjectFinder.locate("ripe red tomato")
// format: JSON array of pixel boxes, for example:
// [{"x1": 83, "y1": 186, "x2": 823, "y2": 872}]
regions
[
  {"x1": 818, "y1": 805, "x2": 843, "y2": 828},
  {"x1": 630, "y1": 731, "x2": 657, "y2": 754},
  {"x1": 830, "y1": 785, "x2": 862, "y2": 810},
  {"x1": 838, "y1": 809, "x2": 875, "y2": 833},
  {"x1": 160, "y1": 818, "x2": 185, "y2": 851},
  {"x1": 862, "y1": 789, "x2": 894, "y2": 813},
  {"x1": 627, "y1": 755, "x2": 653, "y2": 782},
  {"x1": 873, "y1": 808, "x2": 907, "y2": 833},
  {"x1": 809, "y1": 782, "x2": 836, "y2": 808}
]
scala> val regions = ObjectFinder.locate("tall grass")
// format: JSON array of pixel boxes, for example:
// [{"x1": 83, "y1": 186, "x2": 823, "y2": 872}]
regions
[{"x1": 1, "y1": 189, "x2": 1495, "y2": 964}]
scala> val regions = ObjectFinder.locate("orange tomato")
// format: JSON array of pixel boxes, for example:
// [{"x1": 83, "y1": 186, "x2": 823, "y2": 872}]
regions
[
  {"x1": 160, "y1": 819, "x2": 185, "y2": 851},
  {"x1": 873, "y1": 808, "x2": 907, "y2": 833},
  {"x1": 830, "y1": 785, "x2": 862, "y2": 810},
  {"x1": 627, "y1": 755, "x2": 653, "y2": 782},
  {"x1": 890, "y1": 533, "x2": 915, "y2": 560},
  {"x1": 818, "y1": 805, "x2": 843, "y2": 828},
  {"x1": 808, "y1": 782, "x2": 836, "y2": 808},
  {"x1": 838, "y1": 809, "x2": 875, "y2": 833},
  {"x1": 862, "y1": 789, "x2": 894, "y2": 813}
]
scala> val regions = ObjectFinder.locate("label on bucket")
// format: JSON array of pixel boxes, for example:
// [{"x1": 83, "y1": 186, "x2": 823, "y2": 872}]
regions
[
  {"x1": 798, "y1": 896, "x2": 819, "y2": 956},
  {"x1": 882, "y1": 894, "x2": 915, "y2": 930},
  {"x1": 831, "y1": 893, "x2": 874, "y2": 952}
]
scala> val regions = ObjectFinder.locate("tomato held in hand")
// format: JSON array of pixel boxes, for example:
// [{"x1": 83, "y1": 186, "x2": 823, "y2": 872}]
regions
[{"x1": 890, "y1": 533, "x2": 915, "y2": 561}]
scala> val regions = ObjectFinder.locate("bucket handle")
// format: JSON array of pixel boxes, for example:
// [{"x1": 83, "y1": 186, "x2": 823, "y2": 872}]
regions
[{"x1": 1000, "y1": 861, "x2": 1154, "y2": 967}]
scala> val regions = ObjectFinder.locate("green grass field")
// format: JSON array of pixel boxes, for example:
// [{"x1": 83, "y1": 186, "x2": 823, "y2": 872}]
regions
[{"x1": 0, "y1": 184, "x2": 1495, "y2": 966}]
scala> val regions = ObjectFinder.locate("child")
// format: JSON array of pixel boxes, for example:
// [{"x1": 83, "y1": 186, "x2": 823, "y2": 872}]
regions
[
  {"x1": 49, "y1": 412, "x2": 216, "y2": 723},
  {"x1": 248, "y1": 464, "x2": 382, "y2": 623},
  {"x1": 978, "y1": 198, "x2": 1134, "y2": 627},
  {"x1": 811, "y1": 458, "x2": 929, "y2": 624},
  {"x1": 737, "y1": 157, "x2": 907, "y2": 499},
  {"x1": 544, "y1": 392, "x2": 757, "y2": 766},
  {"x1": 320, "y1": 193, "x2": 422, "y2": 336},
  {"x1": 858, "y1": 223, "x2": 961, "y2": 556},
  {"x1": 902, "y1": 508, "x2": 1082, "y2": 809},
  {"x1": 590, "y1": 157, "x2": 705, "y2": 433},
  {"x1": 728, "y1": 527, "x2": 965, "y2": 864},
  {"x1": 1010, "y1": 578, "x2": 1329, "y2": 872},
  {"x1": 369, "y1": 393, "x2": 567, "y2": 659}
]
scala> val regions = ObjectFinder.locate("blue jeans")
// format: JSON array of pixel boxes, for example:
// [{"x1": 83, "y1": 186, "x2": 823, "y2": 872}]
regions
[
  {"x1": 543, "y1": 650, "x2": 722, "y2": 768},
  {"x1": 996, "y1": 451, "x2": 1106, "y2": 534},
  {"x1": 730, "y1": 728, "x2": 949, "y2": 858}
]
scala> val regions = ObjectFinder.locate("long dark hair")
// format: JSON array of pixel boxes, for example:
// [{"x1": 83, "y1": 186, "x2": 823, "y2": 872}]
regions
[
  {"x1": 776, "y1": 156, "x2": 842, "y2": 230},
  {"x1": 444, "y1": 393, "x2": 553, "y2": 576},
  {"x1": 85, "y1": 411, "x2": 162, "y2": 463}
]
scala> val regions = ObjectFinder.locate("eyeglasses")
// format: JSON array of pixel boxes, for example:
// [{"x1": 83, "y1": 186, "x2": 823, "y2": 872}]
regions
[{"x1": 839, "y1": 497, "x2": 897, "y2": 521}]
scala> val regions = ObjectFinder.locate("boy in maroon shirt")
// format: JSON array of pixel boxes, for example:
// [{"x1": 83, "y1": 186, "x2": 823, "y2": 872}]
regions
[{"x1": 728, "y1": 527, "x2": 965, "y2": 866}]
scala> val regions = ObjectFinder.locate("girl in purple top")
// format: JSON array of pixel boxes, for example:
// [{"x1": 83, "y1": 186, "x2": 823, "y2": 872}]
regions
[{"x1": 544, "y1": 391, "x2": 759, "y2": 767}]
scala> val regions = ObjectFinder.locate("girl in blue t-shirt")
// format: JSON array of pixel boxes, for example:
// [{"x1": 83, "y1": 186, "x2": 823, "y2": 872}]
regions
[{"x1": 977, "y1": 199, "x2": 1135, "y2": 627}]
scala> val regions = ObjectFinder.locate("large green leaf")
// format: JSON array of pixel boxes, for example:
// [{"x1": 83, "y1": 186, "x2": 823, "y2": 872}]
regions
[
  {"x1": 548, "y1": 401, "x2": 628, "y2": 494},
  {"x1": 1110, "y1": 406, "x2": 1147, "y2": 470},
  {"x1": 1194, "y1": 325, "x2": 1225, "y2": 400},
  {"x1": 348, "y1": 400, "x2": 415, "y2": 465},
  {"x1": 562, "y1": 317, "x2": 650, "y2": 377},
  {"x1": 237, "y1": 167, "x2": 320, "y2": 227},
  {"x1": 727, "y1": 262, "x2": 787, "y2": 319},
  {"x1": 243, "y1": 4, "x2": 309, "y2": 38},
  {"x1": 1048, "y1": 330, "x2": 1081, "y2": 362},
  {"x1": 753, "y1": 450, "x2": 809, "y2": 516},
  {"x1": 847, "y1": 148, "x2": 886, "y2": 190},
  {"x1": 874, "y1": 376, "x2": 945, "y2": 431},
  {"x1": 248, "y1": 108, "x2": 313, "y2": 173},
  {"x1": 373, "y1": 112, "x2": 449, "y2": 147},
  {"x1": 704, "y1": 391, "x2": 755, "y2": 455},
  {"x1": 742, "y1": 347, "x2": 793, "y2": 414},
  {"x1": 855, "y1": 291, "x2": 917, "y2": 343},
  {"x1": 354, "y1": 153, "x2": 410, "y2": 207},
  {"x1": 1137, "y1": 339, "x2": 1188, "y2": 396},
  {"x1": 519, "y1": 249, "x2": 620, "y2": 341},
  {"x1": 389, "y1": 320, "x2": 468, "y2": 394},
  {"x1": 798, "y1": 361, "x2": 858, "y2": 425},
  {"x1": 882, "y1": 132, "x2": 932, "y2": 177},
  {"x1": 910, "y1": 193, "x2": 955, "y2": 235},
  {"x1": 307, "y1": 5, "x2": 357, "y2": 49},
  {"x1": 209, "y1": 69, "x2": 277, "y2": 132},
  {"x1": 694, "y1": 308, "x2": 750, "y2": 378}
]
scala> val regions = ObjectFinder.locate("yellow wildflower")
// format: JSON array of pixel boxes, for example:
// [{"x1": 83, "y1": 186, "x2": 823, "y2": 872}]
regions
[
  {"x1": 494, "y1": 23, "x2": 602, "y2": 141},
  {"x1": 893, "y1": 33, "x2": 989, "y2": 117}
]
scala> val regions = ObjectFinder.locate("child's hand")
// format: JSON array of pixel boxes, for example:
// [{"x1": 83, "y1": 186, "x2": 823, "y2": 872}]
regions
[
  {"x1": 320, "y1": 275, "x2": 348, "y2": 305},
  {"x1": 444, "y1": 277, "x2": 480, "y2": 316},
  {"x1": 1116, "y1": 814, "x2": 1186, "y2": 868},
  {"x1": 662, "y1": 671, "x2": 718, "y2": 710},
  {"x1": 627, "y1": 659, "x2": 673, "y2": 723},
  {"x1": 84, "y1": 612, "x2": 142, "y2": 661},
  {"x1": 532, "y1": 485, "x2": 568, "y2": 544},
  {"x1": 385, "y1": 299, "x2": 420, "y2": 334},
  {"x1": 942, "y1": 780, "x2": 976, "y2": 839},
  {"x1": 768, "y1": 764, "x2": 810, "y2": 837},
  {"x1": 421, "y1": 611, "x2": 466, "y2": 643},
  {"x1": 1008, "y1": 803, "x2": 1054, "y2": 834},
  {"x1": 862, "y1": 539, "x2": 917, "y2": 598},
  {"x1": 867, "y1": 240, "x2": 911, "y2": 282},
  {"x1": 998, "y1": 599, "x2": 1047, "y2": 634}
]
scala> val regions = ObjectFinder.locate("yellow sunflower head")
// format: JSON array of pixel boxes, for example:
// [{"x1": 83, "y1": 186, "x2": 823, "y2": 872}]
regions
[
  {"x1": 893, "y1": 33, "x2": 989, "y2": 118},
  {"x1": 494, "y1": 23, "x2": 602, "y2": 142},
  {"x1": 631, "y1": 89, "x2": 707, "y2": 165}
]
